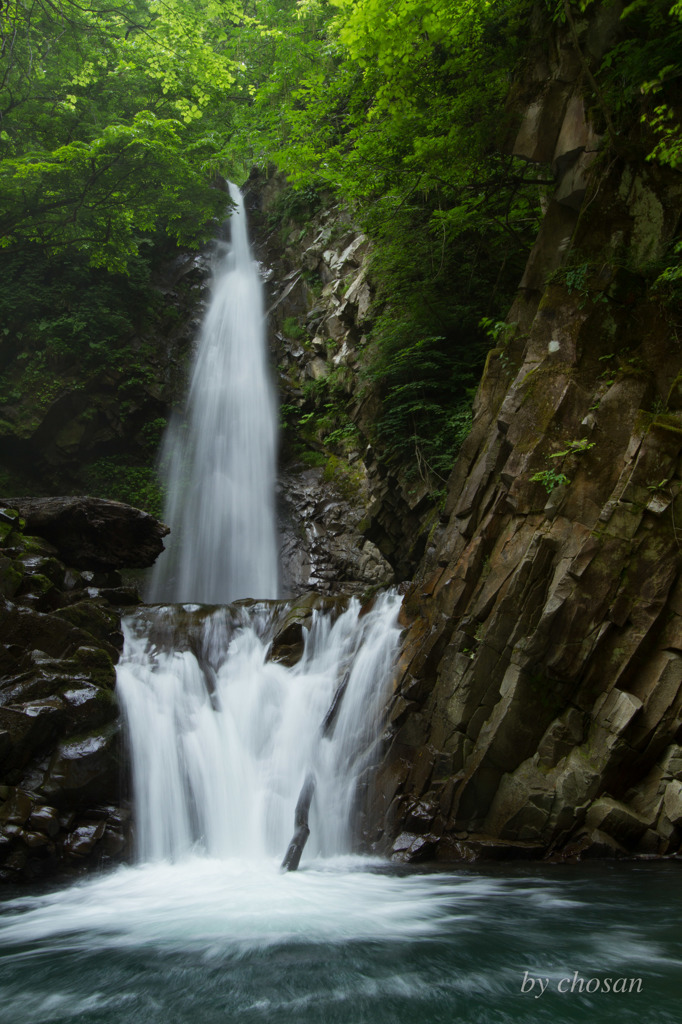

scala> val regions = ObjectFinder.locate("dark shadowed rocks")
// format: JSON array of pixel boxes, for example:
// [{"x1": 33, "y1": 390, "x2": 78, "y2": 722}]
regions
[
  {"x1": 0, "y1": 499, "x2": 167, "y2": 882},
  {"x1": 2, "y1": 495, "x2": 169, "y2": 570}
]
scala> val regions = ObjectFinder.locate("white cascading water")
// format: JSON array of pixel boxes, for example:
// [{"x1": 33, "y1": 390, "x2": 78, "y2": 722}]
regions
[
  {"x1": 119, "y1": 182, "x2": 403, "y2": 865},
  {"x1": 117, "y1": 593, "x2": 402, "y2": 862},
  {"x1": 148, "y1": 181, "x2": 279, "y2": 604},
  {"x1": 0, "y1": 184, "x2": 461, "y2": 1021}
]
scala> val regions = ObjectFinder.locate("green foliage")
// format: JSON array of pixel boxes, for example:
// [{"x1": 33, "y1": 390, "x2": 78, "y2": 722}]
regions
[
  {"x1": 233, "y1": 0, "x2": 543, "y2": 488},
  {"x1": 592, "y1": 0, "x2": 682, "y2": 173},
  {"x1": 0, "y1": 0, "x2": 251, "y2": 272},
  {"x1": 139, "y1": 418, "x2": 169, "y2": 451},
  {"x1": 646, "y1": 103, "x2": 682, "y2": 170},
  {"x1": 0, "y1": 244, "x2": 161, "y2": 372},
  {"x1": 550, "y1": 438, "x2": 595, "y2": 458},
  {"x1": 265, "y1": 185, "x2": 323, "y2": 231},
  {"x1": 321, "y1": 453, "x2": 363, "y2": 500},
  {"x1": 83, "y1": 457, "x2": 164, "y2": 517},
  {"x1": 282, "y1": 316, "x2": 306, "y2": 342},
  {"x1": 564, "y1": 263, "x2": 590, "y2": 295},
  {"x1": 5, "y1": 0, "x2": 679, "y2": 509},
  {"x1": 295, "y1": 365, "x2": 357, "y2": 453},
  {"x1": 368, "y1": 326, "x2": 477, "y2": 482},
  {"x1": 653, "y1": 241, "x2": 682, "y2": 294},
  {"x1": 479, "y1": 318, "x2": 518, "y2": 346},
  {"x1": 531, "y1": 436, "x2": 595, "y2": 493},
  {"x1": 531, "y1": 467, "x2": 571, "y2": 493},
  {"x1": 360, "y1": 187, "x2": 529, "y2": 481}
]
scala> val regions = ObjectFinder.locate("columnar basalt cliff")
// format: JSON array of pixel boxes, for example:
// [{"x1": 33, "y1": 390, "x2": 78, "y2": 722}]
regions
[{"x1": 366, "y1": 12, "x2": 682, "y2": 863}]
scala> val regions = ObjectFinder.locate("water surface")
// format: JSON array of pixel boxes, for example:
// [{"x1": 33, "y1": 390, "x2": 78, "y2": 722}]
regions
[{"x1": 0, "y1": 858, "x2": 679, "y2": 1023}]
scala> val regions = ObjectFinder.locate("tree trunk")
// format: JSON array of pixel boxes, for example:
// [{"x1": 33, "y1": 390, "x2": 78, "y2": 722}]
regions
[{"x1": 281, "y1": 772, "x2": 316, "y2": 872}]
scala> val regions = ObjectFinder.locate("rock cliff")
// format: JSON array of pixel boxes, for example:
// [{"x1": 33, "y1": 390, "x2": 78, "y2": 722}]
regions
[
  {"x1": 366, "y1": 8, "x2": 682, "y2": 862},
  {"x1": 244, "y1": 172, "x2": 432, "y2": 596}
]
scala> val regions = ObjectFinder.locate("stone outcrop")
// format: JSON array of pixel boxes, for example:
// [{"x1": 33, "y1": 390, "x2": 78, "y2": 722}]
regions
[
  {"x1": 2, "y1": 495, "x2": 169, "y2": 571},
  {"x1": 365, "y1": 11, "x2": 682, "y2": 863},
  {"x1": 245, "y1": 171, "x2": 433, "y2": 592},
  {"x1": 278, "y1": 464, "x2": 393, "y2": 597},
  {"x1": 131, "y1": 590, "x2": 348, "y2": 672},
  {"x1": 0, "y1": 500, "x2": 167, "y2": 882}
]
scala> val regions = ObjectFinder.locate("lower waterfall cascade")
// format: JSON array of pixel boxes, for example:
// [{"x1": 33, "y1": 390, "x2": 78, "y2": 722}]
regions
[{"x1": 116, "y1": 592, "x2": 403, "y2": 864}]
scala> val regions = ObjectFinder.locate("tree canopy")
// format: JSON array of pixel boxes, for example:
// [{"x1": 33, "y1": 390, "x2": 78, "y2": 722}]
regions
[
  {"x1": 0, "y1": 0, "x2": 251, "y2": 270},
  {"x1": 1, "y1": 0, "x2": 681, "y2": 496}
]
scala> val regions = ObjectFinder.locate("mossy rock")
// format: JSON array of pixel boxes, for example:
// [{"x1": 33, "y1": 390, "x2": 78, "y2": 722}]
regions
[
  {"x1": 19, "y1": 536, "x2": 61, "y2": 559},
  {"x1": 71, "y1": 646, "x2": 117, "y2": 689},
  {"x1": 667, "y1": 372, "x2": 682, "y2": 411},
  {"x1": 650, "y1": 412, "x2": 682, "y2": 437},
  {"x1": 58, "y1": 680, "x2": 118, "y2": 731},
  {"x1": 0, "y1": 508, "x2": 24, "y2": 527},
  {"x1": 22, "y1": 555, "x2": 66, "y2": 587},
  {"x1": 54, "y1": 601, "x2": 123, "y2": 656},
  {"x1": 41, "y1": 721, "x2": 121, "y2": 808},
  {"x1": 17, "y1": 572, "x2": 54, "y2": 598},
  {"x1": 0, "y1": 556, "x2": 24, "y2": 599}
]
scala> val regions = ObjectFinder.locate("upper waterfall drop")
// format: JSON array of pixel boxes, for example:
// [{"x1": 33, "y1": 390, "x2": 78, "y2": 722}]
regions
[{"x1": 148, "y1": 181, "x2": 279, "y2": 604}]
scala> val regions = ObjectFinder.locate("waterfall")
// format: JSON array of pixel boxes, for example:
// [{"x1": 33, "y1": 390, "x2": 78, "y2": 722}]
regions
[
  {"x1": 120, "y1": 181, "x2": 402, "y2": 867},
  {"x1": 148, "y1": 181, "x2": 279, "y2": 604},
  {"x1": 117, "y1": 594, "x2": 402, "y2": 862}
]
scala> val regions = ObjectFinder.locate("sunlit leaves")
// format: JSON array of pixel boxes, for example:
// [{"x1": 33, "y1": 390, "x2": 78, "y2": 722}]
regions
[
  {"x1": 229, "y1": 0, "x2": 538, "y2": 482},
  {"x1": 0, "y1": 0, "x2": 248, "y2": 269}
]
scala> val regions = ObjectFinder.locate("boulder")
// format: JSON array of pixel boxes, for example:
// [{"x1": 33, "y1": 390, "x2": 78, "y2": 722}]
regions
[
  {"x1": 41, "y1": 723, "x2": 121, "y2": 807},
  {"x1": 2, "y1": 496, "x2": 169, "y2": 570},
  {"x1": 584, "y1": 798, "x2": 649, "y2": 843},
  {"x1": 0, "y1": 510, "x2": 133, "y2": 882}
]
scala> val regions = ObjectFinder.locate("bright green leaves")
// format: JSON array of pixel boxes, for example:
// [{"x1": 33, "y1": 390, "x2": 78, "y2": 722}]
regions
[
  {"x1": 632, "y1": 3, "x2": 682, "y2": 173},
  {"x1": 647, "y1": 105, "x2": 682, "y2": 170},
  {"x1": 243, "y1": 0, "x2": 529, "y2": 203},
  {"x1": 0, "y1": 0, "x2": 247, "y2": 271},
  {"x1": 230, "y1": 0, "x2": 539, "y2": 487},
  {"x1": 0, "y1": 108, "x2": 226, "y2": 271},
  {"x1": 119, "y1": 0, "x2": 239, "y2": 123}
]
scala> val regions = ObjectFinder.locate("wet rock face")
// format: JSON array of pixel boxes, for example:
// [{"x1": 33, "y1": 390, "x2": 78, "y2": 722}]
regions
[
  {"x1": 244, "y1": 170, "x2": 436, "y2": 590},
  {"x1": 365, "y1": 20, "x2": 682, "y2": 864},
  {"x1": 278, "y1": 465, "x2": 393, "y2": 597},
  {"x1": 130, "y1": 590, "x2": 348, "y2": 674},
  {"x1": 0, "y1": 502, "x2": 165, "y2": 882}
]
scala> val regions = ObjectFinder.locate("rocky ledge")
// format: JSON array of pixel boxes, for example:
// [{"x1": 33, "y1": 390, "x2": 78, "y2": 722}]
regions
[
  {"x1": 0, "y1": 498, "x2": 168, "y2": 883},
  {"x1": 3, "y1": 495, "x2": 170, "y2": 571}
]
